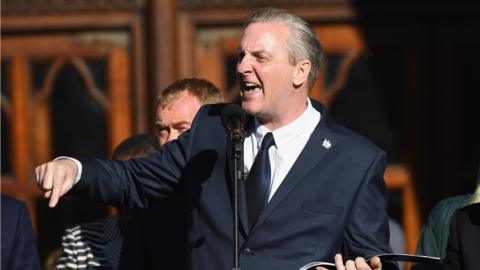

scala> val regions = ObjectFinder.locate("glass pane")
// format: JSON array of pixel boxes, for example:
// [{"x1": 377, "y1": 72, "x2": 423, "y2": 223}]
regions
[
  {"x1": 1, "y1": 109, "x2": 11, "y2": 176},
  {"x1": 223, "y1": 56, "x2": 240, "y2": 103},
  {"x1": 1, "y1": 61, "x2": 11, "y2": 175},
  {"x1": 32, "y1": 61, "x2": 49, "y2": 93},
  {"x1": 225, "y1": 56, "x2": 238, "y2": 92},
  {"x1": 1, "y1": 61, "x2": 9, "y2": 98},
  {"x1": 328, "y1": 54, "x2": 401, "y2": 162},
  {"x1": 45, "y1": 61, "x2": 108, "y2": 158},
  {"x1": 32, "y1": 59, "x2": 111, "y2": 266}
]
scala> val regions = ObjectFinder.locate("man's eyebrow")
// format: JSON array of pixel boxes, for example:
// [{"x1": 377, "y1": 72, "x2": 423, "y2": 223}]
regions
[
  {"x1": 238, "y1": 48, "x2": 268, "y2": 56},
  {"x1": 251, "y1": 50, "x2": 268, "y2": 56}
]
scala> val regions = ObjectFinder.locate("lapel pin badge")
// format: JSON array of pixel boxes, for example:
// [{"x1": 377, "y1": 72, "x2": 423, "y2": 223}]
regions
[{"x1": 322, "y1": 139, "x2": 332, "y2": 149}]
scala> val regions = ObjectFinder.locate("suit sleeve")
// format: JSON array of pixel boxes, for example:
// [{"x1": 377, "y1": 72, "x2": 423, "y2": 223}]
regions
[
  {"x1": 341, "y1": 151, "x2": 393, "y2": 260},
  {"x1": 72, "y1": 106, "x2": 203, "y2": 208}
]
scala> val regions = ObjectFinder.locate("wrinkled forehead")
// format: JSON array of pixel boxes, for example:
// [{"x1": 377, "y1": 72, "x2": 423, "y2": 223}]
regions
[
  {"x1": 240, "y1": 22, "x2": 291, "y2": 50},
  {"x1": 156, "y1": 92, "x2": 202, "y2": 122}
]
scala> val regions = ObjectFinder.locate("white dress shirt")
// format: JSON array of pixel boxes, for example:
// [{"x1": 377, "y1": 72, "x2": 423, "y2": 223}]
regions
[{"x1": 243, "y1": 98, "x2": 321, "y2": 202}]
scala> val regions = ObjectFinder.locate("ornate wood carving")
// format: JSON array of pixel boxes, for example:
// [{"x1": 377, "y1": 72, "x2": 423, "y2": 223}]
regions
[
  {"x1": 2, "y1": 0, "x2": 146, "y2": 14},
  {"x1": 179, "y1": 0, "x2": 347, "y2": 9}
]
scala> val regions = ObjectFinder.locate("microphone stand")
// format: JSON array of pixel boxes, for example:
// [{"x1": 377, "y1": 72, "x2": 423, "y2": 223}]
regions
[
  {"x1": 221, "y1": 103, "x2": 246, "y2": 270},
  {"x1": 231, "y1": 134, "x2": 244, "y2": 270}
]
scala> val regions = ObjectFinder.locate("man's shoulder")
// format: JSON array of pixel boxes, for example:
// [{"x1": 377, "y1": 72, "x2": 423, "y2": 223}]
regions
[
  {"x1": 198, "y1": 103, "x2": 228, "y2": 116},
  {"x1": 191, "y1": 103, "x2": 228, "y2": 127},
  {"x1": 431, "y1": 194, "x2": 472, "y2": 217},
  {"x1": 1, "y1": 195, "x2": 29, "y2": 224},
  {"x1": 423, "y1": 194, "x2": 472, "y2": 235},
  {"x1": 311, "y1": 99, "x2": 382, "y2": 149},
  {"x1": 316, "y1": 110, "x2": 384, "y2": 157},
  {"x1": 1, "y1": 195, "x2": 27, "y2": 211}
]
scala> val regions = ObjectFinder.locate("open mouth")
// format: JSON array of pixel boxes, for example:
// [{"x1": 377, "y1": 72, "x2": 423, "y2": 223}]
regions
[{"x1": 241, "y1": 82, "x2": 261, "y2": 95}]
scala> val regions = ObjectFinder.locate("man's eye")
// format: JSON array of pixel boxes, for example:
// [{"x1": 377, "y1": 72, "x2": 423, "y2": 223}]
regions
[
  {"x1": 256, "y1": 55, "x2": 268, "y2": 62},
  {"x1": 177, "y1": 127, "x2": 190, "y2": 134},
  {"x1": 157, "y1": 129, "x2": 168, "y2": 137}
]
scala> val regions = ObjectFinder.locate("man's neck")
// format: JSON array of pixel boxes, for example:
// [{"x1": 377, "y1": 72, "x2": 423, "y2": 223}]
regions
[{"x1": 257, "y1": 99, "x2": 309, "y2": 131}]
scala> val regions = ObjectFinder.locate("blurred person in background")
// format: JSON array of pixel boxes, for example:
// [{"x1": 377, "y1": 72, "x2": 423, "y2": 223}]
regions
[
  {"x1": 443, "y1": 200, "x2": 480, "y2": 270},
  {"x1": 56, "y1": 133, "x2": 160, "y2": 270},
  {"x1": 416, "y1": 158, "x2": 480, "y2": 258},
  {"x1": 1, "y1": 194, "x2": 42, "y2": 270},
  {"x1": 153, "y1": 77, "x2": 224, "y2": 147}
]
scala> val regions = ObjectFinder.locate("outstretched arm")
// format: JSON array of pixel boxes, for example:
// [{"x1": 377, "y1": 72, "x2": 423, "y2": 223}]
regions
[{"x1": 35, "y1": 158, "x2": 78, "y2": 207}]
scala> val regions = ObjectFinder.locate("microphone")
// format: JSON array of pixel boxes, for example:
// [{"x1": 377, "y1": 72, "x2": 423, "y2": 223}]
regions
[
  {"x1": 221, "y1": 104, "x2": 246, "y2": 270},
  {"x1": 221, "y1": 104, "x2": 247, "y2": 142}
]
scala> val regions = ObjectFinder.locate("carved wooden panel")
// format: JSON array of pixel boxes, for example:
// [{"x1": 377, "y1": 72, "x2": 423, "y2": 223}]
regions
[
  {"x1": 2, "y1": 0, "x2": 146, "y2": 14},
  {"x1": 1, "y1": 11, "x2": 146, "y2": 264},
  {"x1": 179, "y1": 0, "x2": 347, "y2": 9}
]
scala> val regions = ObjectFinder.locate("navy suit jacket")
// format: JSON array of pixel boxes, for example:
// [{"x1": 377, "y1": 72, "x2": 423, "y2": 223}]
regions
[
  {"x1": 1, "y1": 195, "x2": 41, "y2": 270},
  {"x1": 75, "y1": 101, "x2": 392, "y2": 270},
  {"x1": 444, "y1": 202, "x2": 480, "y2": 270}
]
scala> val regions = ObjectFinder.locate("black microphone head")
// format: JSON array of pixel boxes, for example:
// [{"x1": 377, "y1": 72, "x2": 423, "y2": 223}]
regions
[{"x1": 221, "y1": 104, "x2": 246, "y2": 128}]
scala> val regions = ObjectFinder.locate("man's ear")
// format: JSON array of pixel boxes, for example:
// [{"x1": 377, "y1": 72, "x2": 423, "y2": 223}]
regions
[{"x1": 293, "y1": 59, "x2": 311, "y2": 87}]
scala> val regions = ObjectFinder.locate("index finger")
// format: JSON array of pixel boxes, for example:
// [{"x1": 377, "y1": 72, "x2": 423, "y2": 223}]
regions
[{"x1": 48, "y1": 170, "x2": 64, "y2": 208}]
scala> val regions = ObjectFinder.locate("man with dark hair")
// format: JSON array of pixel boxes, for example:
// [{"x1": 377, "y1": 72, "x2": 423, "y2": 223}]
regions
[
  {"x1": 112, "y1": 134, "x2": 160, "y2": 161},
  {"x1": 36, "y1": 8, "x2": 391, "y2": 270}
]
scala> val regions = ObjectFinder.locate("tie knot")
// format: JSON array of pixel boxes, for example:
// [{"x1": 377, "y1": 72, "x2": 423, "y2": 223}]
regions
[{"x1": 260, "y1": 132, "x2": 275, "y2": 150}]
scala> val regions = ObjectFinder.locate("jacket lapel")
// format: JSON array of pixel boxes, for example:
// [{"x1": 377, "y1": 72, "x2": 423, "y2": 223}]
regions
[{"x1": 250, "y1": 103, "x2": 336, "y2": 233}]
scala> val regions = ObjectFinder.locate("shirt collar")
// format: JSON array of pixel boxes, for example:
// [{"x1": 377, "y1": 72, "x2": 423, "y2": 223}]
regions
[{"x1": 253, "y1": 98, "x2": 321, "y2": 149}]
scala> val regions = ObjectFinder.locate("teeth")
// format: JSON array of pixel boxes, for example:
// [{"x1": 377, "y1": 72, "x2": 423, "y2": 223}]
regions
[{"x1": 244, "y1": 82, "x2": 259, "y2": 91}]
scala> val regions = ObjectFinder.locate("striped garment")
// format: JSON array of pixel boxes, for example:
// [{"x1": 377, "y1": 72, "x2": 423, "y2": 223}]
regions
[{"x1": 56, "y1": 215, "x2": 123, "y2": 270}]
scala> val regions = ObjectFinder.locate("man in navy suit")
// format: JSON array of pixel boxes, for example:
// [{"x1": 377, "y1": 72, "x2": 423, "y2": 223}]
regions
[
  {"x1": 1, "y1": 195, "x2": 41, "y2": 270},
  {"x1": 35, "y1": 7, "x2": 391, "y2": 270}
]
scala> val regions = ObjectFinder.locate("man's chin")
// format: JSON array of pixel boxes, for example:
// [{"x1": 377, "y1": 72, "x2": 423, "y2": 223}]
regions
[{"x1": 240, "y1": 103, "x2": 257, "y2": 116}]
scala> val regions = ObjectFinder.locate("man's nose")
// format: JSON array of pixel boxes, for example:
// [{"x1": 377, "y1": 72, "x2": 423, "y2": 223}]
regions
[
  {"x1": 168, "y1": 129, "x2": 181, "y2": 142},
  {"x1": 237, "y1": 56, "x2": 252, "y2": 74}
]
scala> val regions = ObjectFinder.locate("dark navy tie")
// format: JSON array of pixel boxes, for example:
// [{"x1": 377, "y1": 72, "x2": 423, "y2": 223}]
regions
[{"x1": 246, "y1": 132, "x2": 275, "y2": 228}]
